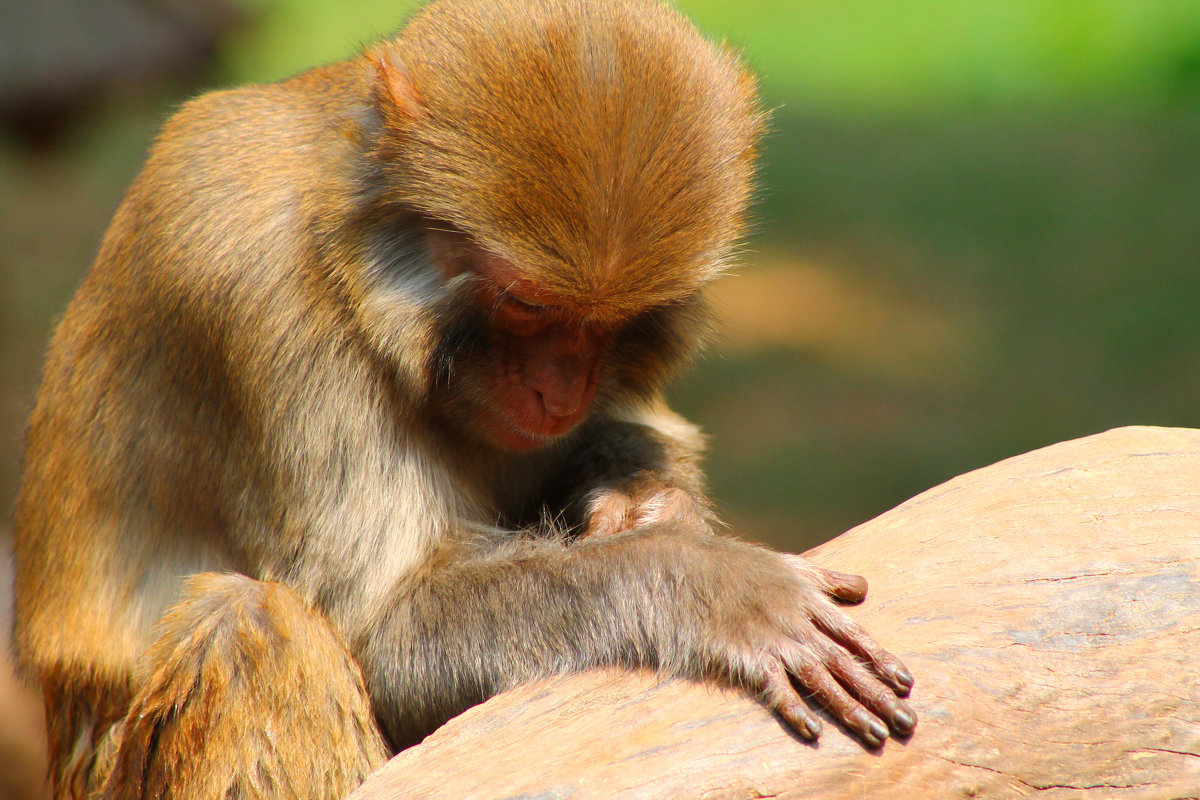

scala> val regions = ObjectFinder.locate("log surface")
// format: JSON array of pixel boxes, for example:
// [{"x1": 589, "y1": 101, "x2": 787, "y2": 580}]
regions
[{"x1": 351, "y1": 426, "x2": 1200, "y2": 800}]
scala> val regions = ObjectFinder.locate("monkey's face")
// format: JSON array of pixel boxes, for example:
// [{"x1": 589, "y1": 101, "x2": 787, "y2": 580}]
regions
[
  {"x1": 426, "y1": 229, "x2": 623, "y2": 452},
  {"x1": 472, "y1": 286, "x2": 615, "y2": 451}
]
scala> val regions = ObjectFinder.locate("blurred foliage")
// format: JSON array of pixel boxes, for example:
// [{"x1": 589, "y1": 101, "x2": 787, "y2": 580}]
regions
[
  {"x1": 680, "y1": 106, "x2": 1200, "y2": 545},
  {"x1": 214, "y1": 0, "x2": 1200, "y2": 109},
  {"x1": 691, "y1": 0, "x2": 1200, "y2": 111},
  {"x1": 3, "y1": 0, "x2": 1200, "y2": 553}
]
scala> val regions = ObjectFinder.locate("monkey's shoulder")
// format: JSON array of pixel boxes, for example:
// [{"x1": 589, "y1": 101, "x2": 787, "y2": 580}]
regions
[{"x1": 140, "y1": 62, "x2": 369, "y2": 197}]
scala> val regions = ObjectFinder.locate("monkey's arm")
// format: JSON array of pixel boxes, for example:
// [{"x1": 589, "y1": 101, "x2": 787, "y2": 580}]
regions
[
  {"x1": 550, "y1": 402, "x2": 715, "y2": 538},
  {"x1": 356, "y1": 525, "x2": 915, "y2": 752}
]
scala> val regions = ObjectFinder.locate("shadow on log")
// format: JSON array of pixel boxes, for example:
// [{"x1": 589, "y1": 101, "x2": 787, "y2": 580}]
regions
[{"x1": 352, "y1": 426, "x2": 1200, "y2": 800}]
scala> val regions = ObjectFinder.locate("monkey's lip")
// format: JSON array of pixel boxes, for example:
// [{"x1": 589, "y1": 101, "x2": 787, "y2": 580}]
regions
[{"x1": 479, "y1": 404, "x2": 581, "y2": 452}]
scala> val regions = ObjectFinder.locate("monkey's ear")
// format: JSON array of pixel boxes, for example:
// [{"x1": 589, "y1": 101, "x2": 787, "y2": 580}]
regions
[{"x1": 370, "y1": 46, "x2": 425, "y2": 122}]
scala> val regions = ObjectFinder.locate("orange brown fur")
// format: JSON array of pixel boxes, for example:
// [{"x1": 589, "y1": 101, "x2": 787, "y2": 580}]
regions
[
  {"x1": 374, "y1": 0, "x2": 764, "y2": 314},
  {"x1": 103, "y1": 575, "x2": 386, "y2": 800}
]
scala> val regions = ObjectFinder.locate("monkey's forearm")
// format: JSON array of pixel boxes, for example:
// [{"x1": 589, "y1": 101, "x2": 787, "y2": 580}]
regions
[
  {"x1": 358, "y1": 526, "x2": 743, "y2": 748},
  {"x1": 567, "y1": 413, "x2": 706, "y2": 491},
  {"x1": 553, "y1": 416, "x2": 713, "y2": 536},
  {"x1": 357, "y1": 526, "x2": 915, "y2": 751}
]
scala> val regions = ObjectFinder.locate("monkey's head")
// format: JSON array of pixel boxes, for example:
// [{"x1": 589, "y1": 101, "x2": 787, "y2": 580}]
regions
[{"x1": 366, "y1": 0, "x2": 763, "y2": 451}]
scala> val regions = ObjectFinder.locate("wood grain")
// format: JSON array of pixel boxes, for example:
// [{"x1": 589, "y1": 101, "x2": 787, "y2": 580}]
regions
[{"x1": 352, "y1": 426, "x2": 1200, "y2": 800}]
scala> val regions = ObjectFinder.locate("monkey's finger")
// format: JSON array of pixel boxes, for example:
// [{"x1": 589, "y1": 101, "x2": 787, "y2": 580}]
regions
[
  {"x1": 822, "y1": 647, "x2": 917, "y2": 736},
  {"x1": 812, "y1": 567, "x2": 869, "y2": 603},
  {"x1": 634, "y1": 486, "x2": 699, "y2": 527},
  {"x1": 759, "y1": 656, "x2": 822, "y2": 740},
  {"x1": 781, "y1": 555, "x2": 868, "y2": 603},
  {"x1": 781, "y1": 645, "x2": 889, "y2": 748},
  {"x1": 583, "y1": 490, "x2": 635, "y2": 538},
  {"x1": 812, "y1": 608, "x2": 914, "y2": 695}
]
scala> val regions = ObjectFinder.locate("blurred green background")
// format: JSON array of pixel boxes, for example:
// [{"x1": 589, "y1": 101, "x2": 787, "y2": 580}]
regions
[{"x1": 3, "y1": 0, "x2": 1200, "y2": 556}]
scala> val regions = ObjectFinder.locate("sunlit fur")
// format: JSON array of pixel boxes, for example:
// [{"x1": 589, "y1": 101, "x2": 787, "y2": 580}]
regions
[{"x1": 372, "y1": 0, "x2": 764, "y2": 316}]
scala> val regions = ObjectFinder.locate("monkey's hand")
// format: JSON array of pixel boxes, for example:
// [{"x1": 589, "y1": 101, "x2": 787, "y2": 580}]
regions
[
  {"x1": 582, "y1": 480, "x2": 711, "y2": 539},
  {"x1": 727, "y1": 551, "x2": 917, "y2": 747}
]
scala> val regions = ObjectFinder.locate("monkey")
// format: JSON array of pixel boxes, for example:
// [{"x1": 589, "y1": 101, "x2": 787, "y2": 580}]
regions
[{"x1": 11, "y1": 1, "x2": 917, "y2": 797}]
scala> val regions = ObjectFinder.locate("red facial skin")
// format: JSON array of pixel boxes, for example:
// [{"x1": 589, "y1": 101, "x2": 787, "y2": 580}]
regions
[
  {"x1": 480, "y1": 296, "x2": 609, "y2": 450},
  {"x1": 458, "y1": 250, "x2": 617, "y2": 452}
]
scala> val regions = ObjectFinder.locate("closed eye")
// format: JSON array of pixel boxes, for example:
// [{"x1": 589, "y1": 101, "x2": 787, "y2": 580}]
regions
[{"x1": 501, "y1": 292, "x2": 550, "y2": 314}]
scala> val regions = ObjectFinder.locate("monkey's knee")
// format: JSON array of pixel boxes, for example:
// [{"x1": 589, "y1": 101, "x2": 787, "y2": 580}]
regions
[{"x1": 103, "y1": 573, "x2": 387, "y2": 800}]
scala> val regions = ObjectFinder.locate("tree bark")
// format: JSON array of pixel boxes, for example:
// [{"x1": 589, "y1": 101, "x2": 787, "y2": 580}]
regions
[{"x1": 351, "y1": 426, "x2": 1200, "y2": 800}]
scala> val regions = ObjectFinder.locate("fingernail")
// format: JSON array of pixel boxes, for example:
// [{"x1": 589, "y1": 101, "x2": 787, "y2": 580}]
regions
[
  {"x1": 803, "y1": 717, "x2": 822, "y2": 740},
  {"x1": 895, "y1": 667, "x2": 914, "y2": 688},
  {"x1": 892, "y1": 708, "x2": 916, "y2": 733},
  {"x1": 867, "y1": 719, "x2": 889, "y2": 746}
]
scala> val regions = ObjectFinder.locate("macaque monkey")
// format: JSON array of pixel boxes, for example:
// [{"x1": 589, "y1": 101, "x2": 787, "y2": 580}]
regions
[{"x1": 13, "y1": 0, "x2": 916, "y2": 797}]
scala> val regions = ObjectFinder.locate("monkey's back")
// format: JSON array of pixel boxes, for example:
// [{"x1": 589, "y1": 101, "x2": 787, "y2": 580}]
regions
[{"x1": 11, "y1": 58, "x2": 373, "y2": 683}]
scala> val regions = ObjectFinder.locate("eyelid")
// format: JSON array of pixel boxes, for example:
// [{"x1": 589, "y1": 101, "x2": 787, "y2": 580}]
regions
[{"x1": 502, "y1": 292, "x2": 549, "y2": 312}]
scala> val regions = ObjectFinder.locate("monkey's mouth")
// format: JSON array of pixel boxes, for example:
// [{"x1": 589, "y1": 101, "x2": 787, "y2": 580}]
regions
[
  {"x1": 478, "y1": 401, "x2": 587, "y2": 452},
  {"x1": 479, "y1": 371, "x2": 598, "y2": 452}
]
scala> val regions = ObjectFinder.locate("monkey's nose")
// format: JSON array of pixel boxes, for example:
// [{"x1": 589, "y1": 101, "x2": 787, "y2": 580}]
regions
[
  {"x1": 526, "y1": 358, "x2": 592, "y2": 420},
  {"x1": 536, "y1": 383, "x2": 583, "y2": 418}
]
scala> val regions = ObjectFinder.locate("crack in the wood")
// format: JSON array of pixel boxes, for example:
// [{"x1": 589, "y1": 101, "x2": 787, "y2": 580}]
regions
[
  {"x1": 1029, "y1": 784, "x2": 1148, "y2": 792},
  {"x1": 931, "y1": 754, "x2": 1152, "y2": 793},
  {"x1": 931, "y1": 754, "x2": 1039, "y2": 788},
  {"x1": 1023, "y1": 571, "x2": 1123, "y2": 583},
  {"x1": 1131, "y1": 747, "x2": 1200, "y2": 759}
]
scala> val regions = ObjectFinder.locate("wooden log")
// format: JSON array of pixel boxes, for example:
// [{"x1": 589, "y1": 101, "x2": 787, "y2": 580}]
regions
[{"x1": 351, "y1": 426, "x2": 1200, "y2": 800}]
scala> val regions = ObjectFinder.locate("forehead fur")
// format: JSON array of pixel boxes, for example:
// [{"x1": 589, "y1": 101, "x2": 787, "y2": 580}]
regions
[{"x1": 373, "y1": 0, "x2": 764, "y2": 314}]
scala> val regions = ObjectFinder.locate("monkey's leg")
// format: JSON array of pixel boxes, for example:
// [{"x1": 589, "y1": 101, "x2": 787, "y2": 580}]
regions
[{"x1": 101, "y1": 573, "x2": 388, "y2": 800}]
